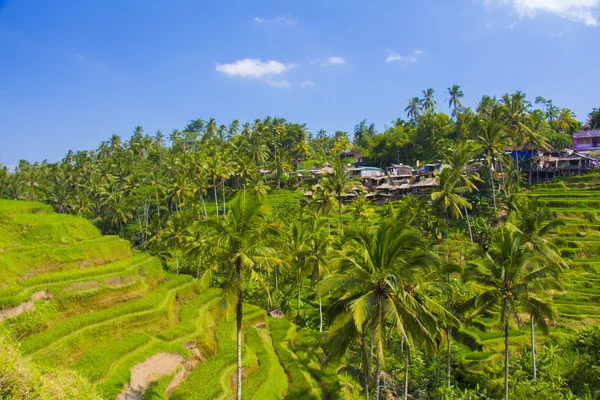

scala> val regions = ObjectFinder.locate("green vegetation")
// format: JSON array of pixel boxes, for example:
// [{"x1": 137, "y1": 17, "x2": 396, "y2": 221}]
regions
[{"x1": 2, "y1": 97, "x2": 600, "y2": 399}]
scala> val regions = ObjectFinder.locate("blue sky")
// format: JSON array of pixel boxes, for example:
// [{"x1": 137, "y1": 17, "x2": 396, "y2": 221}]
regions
[{"x1": 1, "y1": 0, "x2": 599, "y2": 167}]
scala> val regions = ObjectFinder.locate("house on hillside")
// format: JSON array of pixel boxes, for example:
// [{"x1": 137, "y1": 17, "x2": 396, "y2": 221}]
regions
[
  {"x1": 573, "y1": 130, "x2": 600, "y2": 153},
  {"x1": 386, "y1": 164, "x2": 414, "y2": 185},
  {"x1": 349, "y1": 166, "x2": 385, "y2": 188}
]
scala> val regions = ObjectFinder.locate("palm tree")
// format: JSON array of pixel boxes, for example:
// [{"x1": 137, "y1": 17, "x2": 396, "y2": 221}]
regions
[
  {"x1": 207, "y1": 192, "x2": 278, "y2": 400},
  {"x1": 421, "y1": 88, "x2": 437, "y2": 113},
  {"x1": 324, "y1": 160, "x2": 361, "y2": 235},
  {"x1": 320, "y1": 223, "x2": 458, "y2": 400},
  {"x1": 431, "y1": 167, "x2": 473, "y2": 239},
  {"x1": 311, "y1": 183, "x2": 338, "y2": 236},
  {"x1": 447, "y1": 84, "x2": 464, "y2": 118},
  {"x1": 405, "y1": 97, "x2": 422, "y2": 121},
  {"x1": 475, "y1": 120, "x2": 510, "y2": 214},
  {"x1": 161, "y1": 213, "x2": 188, "y2": 274},
  {"x1": 514, "y1": 197, "x2": 565, "y2": 382},
  {"x1": 463, "y1": 226, "x2": 557, "y2": 400}
]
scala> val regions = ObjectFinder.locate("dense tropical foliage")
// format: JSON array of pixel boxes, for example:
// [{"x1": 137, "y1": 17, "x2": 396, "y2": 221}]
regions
[{"x1": 2, "y1": 89, "x2": 600, "y2": 399}]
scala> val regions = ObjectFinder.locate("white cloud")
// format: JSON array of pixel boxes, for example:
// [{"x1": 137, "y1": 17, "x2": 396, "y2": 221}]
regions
[
  {"x1": 300, "y1": 80, "x2": 315, "y2": 87},
  {"x1": 253, "y1": 16, "x2": 296, "y2": 25},
  {"x1": 216, "y1": 58, "x2": 295, "y2": 78},
  {"x1": 551, "y1": 29, "x2": 565, "y2": 36},
  {"x1": 386, "y1": 49, "x2": 424, "y2": 66},
  {"x1": 216, "y1": 58, "x2": 295, "y2": 88},
  {"x1": 486, "y1": 0, "x2": 600, "y2": 26},
  {"x1": 266, "y1": 79, "x2": 291, "y2": 88},
  {"x1": 312, "y1": 56, "x2": 346, "y2": 67}
]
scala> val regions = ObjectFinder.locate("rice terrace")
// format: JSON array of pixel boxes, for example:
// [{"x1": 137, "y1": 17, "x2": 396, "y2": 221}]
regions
[{"x1": 2, "y1": 1, "x2": 600, "y2": 399}]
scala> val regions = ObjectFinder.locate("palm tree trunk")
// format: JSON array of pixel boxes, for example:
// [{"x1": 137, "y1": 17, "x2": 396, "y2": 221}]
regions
[
  {"x1": 213, "y1": 178, "x2": 219, "y2": 217},
  {"x1": 504, "y1": 322, "x2": 509, "y2": 400},
  {"x1": 338, "y1": 195, "x2": 344, "y2": 235},
  {"x1": 327, "y1": 214, "x2": 331, "y2": 236},
  {"x1": 404, "y1": 347, "x2": 409, "y2": 400},
  {"x1": 297, "y1": 271, "x2": 302, "y2": 316},
  {"x1": 175, "y1": 251, "x2": 179, "y2": 275},
  {"x1": 446, "y1": 326, "x2": 452, "y2": 388},
  {"x1": 374, "y1": 351, "x2": 382, "y2": 400},
  {"x1": 200, "y1": 193, "x2": 207, "y2": 219},
  {"x1": 319, "y1": 296, "x2": 323, "y2": 332},
  {"x1": 274, "y1": 266, "x2": 278, "y2": 291},
  {"x1": 236, "y1": 261, "x2": 243, "y2": 400},
  {"x1": 531, "y1": 314, "x2": 537, "y2": 383},
  {"x1": 490, "y1": 165, "x2": 497, "y2": 214},
  {"x1": 361, "y1": 331, "x2": 369, "y2": 400},
  {"x1": 464, "y1": 206, "x2": 473, "y2": 243},
  {"x1": 222, "y1": 180, "x2": 227, "y2": 215}
]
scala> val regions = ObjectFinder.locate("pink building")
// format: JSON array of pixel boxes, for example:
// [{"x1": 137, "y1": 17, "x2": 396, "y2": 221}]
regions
[{"x1": 573, "y1": 130, "x2": 600, "y2": 152}]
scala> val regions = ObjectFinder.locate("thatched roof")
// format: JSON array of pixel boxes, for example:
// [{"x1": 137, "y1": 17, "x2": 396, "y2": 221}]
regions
[
  {"x1": 303, "y1": 191, "x2": 313, "y2": 197},
  {"x1": 411, "y1": 177, "x2": 438, "y2": 188},
  {"x1": 376, "y1": 183, "x2": 396, "y2": 190}
]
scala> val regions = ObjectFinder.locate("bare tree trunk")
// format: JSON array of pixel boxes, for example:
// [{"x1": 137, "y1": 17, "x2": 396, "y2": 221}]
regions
[
  {"x1": 446, "y1": 326, "x2": 452, "y2": 388},
  {"x1": 297, "y1": 271, "x2": 302, "y2": 316},
  {"x1": 361, "y1": 331, "x2": 369, "y2": 400},
  {"x1": 490, "y1": 165, "x2": 497, "y2": 214},
  {"x1": 200, "y1": 193, "x2": 207, "y2": 219},
  {"x1": 404, "y1": 347, "x2": 409, "y2": 400},
  {"x1": 213, "y1": 178, "x2": 219, "y2": 217},
  {"x1": 236, "y1": 261, "x2": 243, "y2": 400},
  {"x1": 338, "y1": 195, "x2": 344, "y2": 235},
  {"x1": 375, "y1": 351, "x2": 382, "y2": 400},
  {"x1": 531, "y1": 314, "x2": 537, "y2": 383},
  {"x1": 222, "y1": 180, "x2": 227, "y2": 215},
  {"x1": 504, "y1": 322, "x2": 509, "y2": 400},
  {"x1": 319, "y1": 296, "x2": 323, "y2": 332},
  {"x1": 464, "y1": 206, "x2": 473, "y2": 243}
]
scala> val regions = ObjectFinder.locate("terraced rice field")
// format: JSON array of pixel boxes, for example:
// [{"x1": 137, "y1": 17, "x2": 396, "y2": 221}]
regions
[
  {"x1": 455, "y1": 173, "x2": 600, "y2": 363},
  {"x1": 0, "y1": 199, "x2": 360, "y2": 399}
]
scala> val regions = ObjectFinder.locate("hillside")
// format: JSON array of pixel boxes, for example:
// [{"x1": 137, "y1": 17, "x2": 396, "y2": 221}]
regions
[
  {"x1": 0, "y1": 199, "x2": 359, "y2": 400},
  {"x1": 450, "y1": 173, "x2": 600, "y2": 366}
]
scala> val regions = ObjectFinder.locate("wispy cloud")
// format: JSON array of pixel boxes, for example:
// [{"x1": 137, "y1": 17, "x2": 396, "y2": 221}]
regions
[
  {"x1": 551, "y1": 30, "x2": 565, "y2": 37},
  {"x1": 300, "y1": 80, "x2": 315, "y2": 87},
  {"x1": 216, "y1": 58, "x2": 296, "y2": 88},
  {"x1": 386, "y1": 49, "x2": 424, "y2": 66},
  {"x1": 485, "y1": 0, "x2": 600, "y2": 26},
  {"x1": 253, "y1": 16, "x2": 296, "y2": 25},
  {"x1": 312, "y1": 56, "x2": 346, "y2": 67},
  {"x1": 267, "y1": 79, "x2": 291, "y2": 88}
]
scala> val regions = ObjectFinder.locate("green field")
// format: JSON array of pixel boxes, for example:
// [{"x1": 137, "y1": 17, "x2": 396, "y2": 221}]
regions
[{"x1": 0, "y1": 199, "x2": 360, "y2": 399}]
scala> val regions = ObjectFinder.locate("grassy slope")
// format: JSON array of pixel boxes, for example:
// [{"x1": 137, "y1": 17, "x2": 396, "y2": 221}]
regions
[
  {"x1": 456, "y1": 172, "x2": 600, "y2": 363},
  {"x1": 0, "y1": 199, "x2": 358, "y2": 399}
]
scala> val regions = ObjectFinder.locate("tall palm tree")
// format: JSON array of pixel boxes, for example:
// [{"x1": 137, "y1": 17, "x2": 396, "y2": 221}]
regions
[
  {"x1": 463, "y1": 226, "x2": 557, "y2": 400},
  {"x1": 324, "y1": 160, "x2": 361, "y2": 235},
  {"x1": 447, "y1": 84, "x2": 464, "y2": 118},
  {"x1": 207, "y1": 192, "x2": 278, "y2": 400},
  {"x1": 421, "y1": 88, "x2": 437, "y2": 113},
  {"x1": 475, "y1": 120, "x2": 510, "y2": 214},
  {"x1": 431, "y1": 167, "x2": 473, "y2": 239},
  {"x1": 311, "y1": 183, "x2": 338, "y2": 236},
  {"x1": 405, "y1": 97, "x2": 422, "y2": 121},
  {"x1": 320, "y1": 224, "x2": 458, "y2": 400},
  {"x1": 514, "y1": 197, "x2": 565, "y2": 382},
  {"x1": 161, "y1": 213, "x2": 188, "y2": 275}
]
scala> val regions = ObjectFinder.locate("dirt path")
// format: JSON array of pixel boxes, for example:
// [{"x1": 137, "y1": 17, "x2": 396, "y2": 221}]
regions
[
  {"x1": 116, "y1": 353, "x2": 190, "y2": 400},
  {"x1": 0, "y1": 290, "x2": 52, "y2": 321}
]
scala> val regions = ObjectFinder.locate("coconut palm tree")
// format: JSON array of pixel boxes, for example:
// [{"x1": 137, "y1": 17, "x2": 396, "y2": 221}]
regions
[
  {"x1": 161, "y1": 212, "x2": 188, "y2": 275},
  {"x1": 448, "y1": 84, "x2": 464, "y2": 118},
  {"x1": 421, "y1": 88, "x2": 437, "y2": 113},
  {"x1": 514, "y1": 197, "x2": 565, "y2": 382},
  {"x1": 431, "y1": 167, "x2": 473, "y2": 239},
  {"x1": 405, "y1": 97, "x2": 422, "y2": 121},
  {"x1": 320, "y1": 223, "x2": 458, "y2": 400},
  {"x1": 311, "y1": 183, "x2": 338, "y2": 236},
  {"x1": 207, "y1": 192, "x2": 279, "y2": 400},
  {"x1": 323, "y1": 160, "x2": 362, "y2": 235},
  {"x1": 463, "y1": 226, "x2": 558, "y2": 400},
  {"x1": 475, "y1": 120, "x2": 510, "y2": 214}
]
